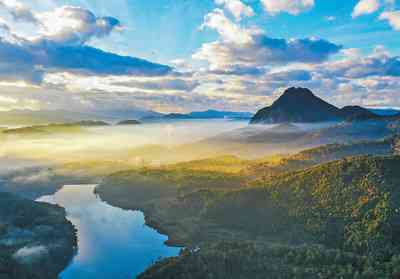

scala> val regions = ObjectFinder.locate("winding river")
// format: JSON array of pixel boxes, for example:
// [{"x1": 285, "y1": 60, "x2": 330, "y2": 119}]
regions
[{"x1": 38, "y1": 185, "x2": 180, "y2": 279}]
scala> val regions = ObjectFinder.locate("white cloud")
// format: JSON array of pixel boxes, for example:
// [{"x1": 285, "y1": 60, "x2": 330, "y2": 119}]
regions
[
  {"x1": 261, "y1": 0, "x2": 314, "y2": 15},
  {"x1": 215, "y1": 0, "x2": 254, "y2": 21},
  {"x1": 352, "y1": 0, "x2": 380, "y2": 18},
  {"x1": 379, "y1": 11, "x2": 400, "y2": 30},
  {"x1": 0, "y1": 1, "x2": 123, "y2": 45},
  {"x1": 0, "y1": 0, "x2": 38, "y2": 23},
  {"x1": 0, "y1": 0, "x2": 399, "y2": 113},
  {"x1": 194, "y1": 9, "x2": 341, "y2": 71},
  {"x1": 317, "y1": 49, "x2": 400, "y2": 79},
  {"x1": 0, "y1": 3, "x2": 171, "y2": 84},
  {"x1": 200, "y1": 9, "x2": 255, "y2": 44},
  {"x1": 34, "y1": 6, "x2": 122, "y2": 45}
]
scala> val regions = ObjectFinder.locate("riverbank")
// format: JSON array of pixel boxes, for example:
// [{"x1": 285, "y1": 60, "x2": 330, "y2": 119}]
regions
[
  {"x1": 96, "y1": 142, "x2": 400, "y2": 278},
  {"x1": 39, "y1": 184, "x2": 180, "y2": 278},
  {"x1": 0, "y1": 192, "x2": 77, "y2": 279}
]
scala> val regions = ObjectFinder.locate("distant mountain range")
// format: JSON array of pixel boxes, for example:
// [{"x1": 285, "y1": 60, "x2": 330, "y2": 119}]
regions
[
  {"x1": 251, "y1": 87, "x2": 400, "y2": 124},
  {"x1": 369, "y1": 108, "x2": 400, "y2": 116},
  {"x1": 1, "y1": 93, "x2": 398, "y2": 127},
  {"x1": 0, "y1": 109, "x2": 160, "y2": 126},
  {"x1": 141, "y1": 110, "x2": 253, "y2": 122},
  {"x1": 0, "y1": 108, "x2": 252, "y2": 126}
]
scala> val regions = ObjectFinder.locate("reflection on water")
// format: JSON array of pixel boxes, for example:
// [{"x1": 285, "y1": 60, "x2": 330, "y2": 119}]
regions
[{"x1": 38, "y1": 185, "x2": 180, "y2": 279}]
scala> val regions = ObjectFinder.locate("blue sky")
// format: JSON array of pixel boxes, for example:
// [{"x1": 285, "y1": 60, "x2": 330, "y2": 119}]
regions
[
  {"x1": 0, "y1": 0, "x2": 399, "y2": 113},
  {"x1": 30, "y1": 0, "x2": 399, "y2": 63}
]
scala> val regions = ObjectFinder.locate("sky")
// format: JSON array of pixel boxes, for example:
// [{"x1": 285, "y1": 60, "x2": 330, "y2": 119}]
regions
[{"x1": 0, "y1": 0, "x2": 399, "y2": 114}]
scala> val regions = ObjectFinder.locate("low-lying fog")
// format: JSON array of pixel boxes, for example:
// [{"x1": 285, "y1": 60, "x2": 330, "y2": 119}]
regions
[
  {"x1": 0, "y1": 120, "x2": 254, "y2": 173},
  {"x1": 0, "y1": 118, "x2": 386, "y2": 179}
]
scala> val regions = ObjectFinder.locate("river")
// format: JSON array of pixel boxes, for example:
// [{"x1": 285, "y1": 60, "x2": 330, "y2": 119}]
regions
[{"x1": 38, "y1": 185, "x2": 180, "y2": 279}]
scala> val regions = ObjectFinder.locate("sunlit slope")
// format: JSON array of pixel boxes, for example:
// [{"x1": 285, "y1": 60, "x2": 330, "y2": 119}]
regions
[
  {"x1": 244, "y1": 136, "x2": 397, "y2": 177},
  {"x1": 97, "y1": 138, "x2": 399, "y2": 246},
  {"x1": 206, "y1": 156, "x2": 400, "y2": 252},
  {"x1": 99, "y1": 155, "x2": 400, "y2": 278}
]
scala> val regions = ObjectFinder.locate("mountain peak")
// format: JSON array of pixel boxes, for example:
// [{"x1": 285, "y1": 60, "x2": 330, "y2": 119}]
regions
[
  {"x1": 251, "y1": 87, "x2": 341, "y2": 124},
  {"x1": 280, "y1": 87, "x2": 315, "y2": 98},
  {"x1": 250, "y1": 87, "x2": 384, "y2": 124}
]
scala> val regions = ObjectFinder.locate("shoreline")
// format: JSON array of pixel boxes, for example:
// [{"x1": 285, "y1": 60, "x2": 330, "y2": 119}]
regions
[{"x1": 0, "y1": 192, "x2": 78, "y2": 279}]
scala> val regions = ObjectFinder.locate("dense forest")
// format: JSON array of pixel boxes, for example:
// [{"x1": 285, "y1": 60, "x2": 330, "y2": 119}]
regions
[
  {"x1": 139, "y1": 242, "x2": 400, "y2": 279},
  {"x1": 96, "y1": 135, "x2": 400, "y2": 278}
]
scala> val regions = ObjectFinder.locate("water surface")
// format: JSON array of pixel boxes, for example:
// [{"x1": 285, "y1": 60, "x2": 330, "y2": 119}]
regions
[{"x1": 38, "y1": 185, "x2": 180, "y2": 279}]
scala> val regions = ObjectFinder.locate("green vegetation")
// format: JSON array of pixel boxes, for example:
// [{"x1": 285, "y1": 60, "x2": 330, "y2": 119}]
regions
[
  {"x1": 0, "y1": 192, "x2": 77, "y2": 279},
  {"x1": 131, "y1": 155, "x2": 400, "y2": 278},
  {"x1": 139, "y1": 242, "x2": 400, "y2": 279},
  {"x1": 1, "y1": 120, "x2": 398, "y2": 278},
  {"x1": 207, "y1": 156, "x2": 400, "y2": 253},
  {"x1": 97, "y1": 136, "x2": 400, "y2": 278},
  {"x1": 245, "y1": 136, "x2": 396, "y2": 178}
]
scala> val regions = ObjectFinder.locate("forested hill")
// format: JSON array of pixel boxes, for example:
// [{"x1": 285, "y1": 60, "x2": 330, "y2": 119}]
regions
[
  {"x1": 138, "y1": 155, "x2": 400, "y2": 278},
  {"x1": 97, "y1": 140, "x2": 400, "y2": 278},
  {"x1": 206, "y1": 156, "x2": 400, "y2": 252}
]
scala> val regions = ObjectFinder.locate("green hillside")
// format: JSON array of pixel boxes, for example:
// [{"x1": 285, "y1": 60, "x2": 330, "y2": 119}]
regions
[
  {"x1": 206, "y1": 156, "x2": 400, "y2": 253},
  {"x1": 97, "y1": 144, "x2": 400, "y2": 278},
  {"x1": 132, "y1": 156, "x2": 400, "y2": 278},
  {"x1": 139, "y1": 242, "x2": 400, "y2": 279}
]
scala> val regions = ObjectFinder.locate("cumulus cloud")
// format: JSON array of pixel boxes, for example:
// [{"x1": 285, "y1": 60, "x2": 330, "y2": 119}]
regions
[
  {"x1": 1, "y1": 2, "x2": 122, "y2": 45},
  {"x1": 318, "y1": 50, "x2": 400, "y2": 79},
  {"x1": 352, "y1": 0, "x2": 380, "y2": 18},
  {"x1": 194, "y1": 9, "x2": 341, "y2": 71},
  {"x1": 199, "y1": 9, "x2": 254, "y2": 43},
  {"x1": 0, "y1": 3, "x2": 171, "y2": 84},
  {"x1": 261, "y1": 0, "x2": 314, "y2": 15},
  {"x1": 35, "y1": 6, "x2": 122, "y2": 45},
  {"x1": 379, "y1": 11, "x2": 400, "y2": 30},
  {"x1": 214, "y1": 0, "x2": 254, "y2": 21},
  {"x1": 0, "y1": 0, "x2": 399, "y2": 114},
  {"x1": 0, "y1": 38, "x2": 171, "y2": 84},
  {"x1": 0, "y1": 0, "x2": 38, "y2": 23}
]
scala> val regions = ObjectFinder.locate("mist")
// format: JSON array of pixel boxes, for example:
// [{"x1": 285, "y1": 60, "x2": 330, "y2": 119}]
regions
[{"x1": 0, "y1": 120, "x2": 250, "y2": 172}]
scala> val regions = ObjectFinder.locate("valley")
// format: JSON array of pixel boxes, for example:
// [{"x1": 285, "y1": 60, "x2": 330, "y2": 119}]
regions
[
  {"x1": 1, "y1": 0, "x2": 400, "y2": 277},
  {"x1": 1, "y1": 88, "x2": 400, "y2": 278}
]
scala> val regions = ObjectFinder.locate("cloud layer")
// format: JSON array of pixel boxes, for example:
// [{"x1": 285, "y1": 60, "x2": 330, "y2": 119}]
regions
[
  {"x1": 0, "y1": 3, "x2": 172, "y2": 84},
  {"x1": 261, "y1": 0, "x2": 314, "y2": 15},
  {"x1": 0, "y1": 0, "x2": 399, "y2": 113},
  {"x1": 194, "y1": 9, "x2": 341, "y2": 72}
]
